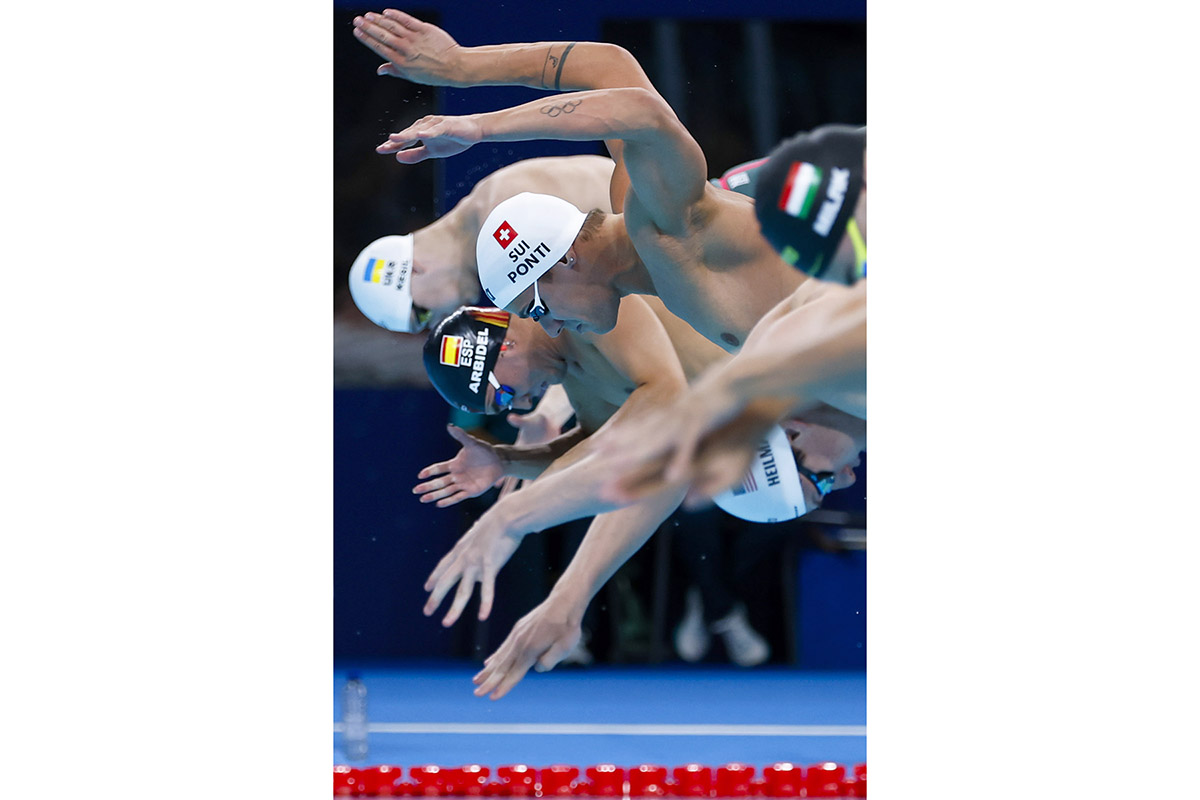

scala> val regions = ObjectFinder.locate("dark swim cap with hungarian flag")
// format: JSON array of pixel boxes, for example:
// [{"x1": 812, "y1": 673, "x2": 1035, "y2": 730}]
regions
[
  {"x1": 755, "y1": 124, "x2": 866, "y2": 284},
  {"x1": 423, "y1": 307, "x2": 511, "y2": 414}
]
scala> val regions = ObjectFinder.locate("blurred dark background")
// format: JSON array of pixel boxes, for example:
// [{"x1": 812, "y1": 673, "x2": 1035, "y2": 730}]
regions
[{"x1": 333, "y1": 0, "x2": 866, "y2": 670}]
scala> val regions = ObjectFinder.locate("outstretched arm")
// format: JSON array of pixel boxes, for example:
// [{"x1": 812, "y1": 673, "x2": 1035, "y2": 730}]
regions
[
  {"x1": 421, "y1": 297, "x2": 688, "y2": 625},
  {"x1": 471, "y1": 481, "x2": 685, "y2": 699},
  {"x1": 422, "y1": 445, "x2": 683, "y2": 628},
  {"x1": 352, "y1": 9, "x2": 643, "y2": 207},
  {"x1": 413, "y1": 422, "x2": 591, "y2": 508},
  {"x1": 377, "y1": 88, "x2": 705, "y2": 233},
  {"x1": 597, "y1": 281, "x2": 867, "y2": 505},
  {"x1": 353, "y1": 10, "x2": 654, "y2": 92}
]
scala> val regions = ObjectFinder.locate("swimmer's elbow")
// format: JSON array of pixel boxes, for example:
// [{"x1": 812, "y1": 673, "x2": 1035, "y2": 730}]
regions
[
  {"x1": 591, "y1": 43, "x2": 655, "y2": 91},
  {"x1": 617, "y1": 88, "x2": 680, "y2": 136}
]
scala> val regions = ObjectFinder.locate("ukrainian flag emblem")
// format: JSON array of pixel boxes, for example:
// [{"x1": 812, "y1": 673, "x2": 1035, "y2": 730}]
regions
[{"x1": 364, "y1": 258, "x2": 387, "y2": 282}]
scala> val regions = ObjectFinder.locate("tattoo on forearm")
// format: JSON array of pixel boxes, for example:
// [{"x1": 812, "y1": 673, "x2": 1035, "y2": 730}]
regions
[
  {"x1": 539, "y1": 99, "x2": 582, "y2": 118},
  {"x1": 538, "y1": 42, "x2": 578, "y2": 91},
  {"x1": 540, "y1": 48, "x2": 558, "y2": 89}
]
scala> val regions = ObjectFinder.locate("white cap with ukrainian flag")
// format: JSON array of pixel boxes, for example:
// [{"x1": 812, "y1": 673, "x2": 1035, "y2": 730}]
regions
[
  {"x1": 713, "y1": 425, "x2": 810, "y2": 523},
  {"x1": 348, "y1": 234, "x2": 417, "y2": 332},
  {"x1": 476, "y1": 193, "x2": 587, "y2": 311}
]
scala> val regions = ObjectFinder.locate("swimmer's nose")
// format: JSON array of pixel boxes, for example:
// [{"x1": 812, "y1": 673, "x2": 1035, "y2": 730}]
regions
[{"x1": 540, "y1": 317, "x2": 566, "y2": 338}]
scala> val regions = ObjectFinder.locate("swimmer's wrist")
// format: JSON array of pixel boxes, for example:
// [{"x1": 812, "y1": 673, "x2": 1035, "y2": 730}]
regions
[
  {"x1": 493, "y1": 444, "x2": 515, "y2": 471},
  {"x1": 545, "y1": 579, "x2": 590, "y2": 620}
]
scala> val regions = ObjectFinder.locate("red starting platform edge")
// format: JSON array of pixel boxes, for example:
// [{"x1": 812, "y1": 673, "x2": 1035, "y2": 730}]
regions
[{"x1": 333, "y1": 762, "x2": 866, "y2": 798}]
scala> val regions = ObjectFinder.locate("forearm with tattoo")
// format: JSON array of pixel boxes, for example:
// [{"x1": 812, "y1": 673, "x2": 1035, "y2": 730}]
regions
[{"x1": 539, "y1": 42, "x2": 578, "y2": 90}]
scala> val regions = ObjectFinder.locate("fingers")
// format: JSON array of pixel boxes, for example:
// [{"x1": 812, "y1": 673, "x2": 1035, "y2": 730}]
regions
[
  {"x1": 486, "y1": 663, "x2": 533, "y2": 701},
  {"x1": 478, "y1": 573, "x2": 495, "y2": 621},
  {"x1": 474, "y1": 648, "x2": 534, "y2": 700},
  {"x1": 381, "y1": 9, "x2": 428, "y2": 31},
  {"x1": 376, "y1": 136, "x2": 416, "y2": 155},
  {"x1": 413, "y1": 473, "x2": 450, "y2": 494},
  {"x1": 413, "y1": 479, "x2": 453, "y2": 502},
  {"x1": 393, "y1": 146, "x2": 431, "y2": 164},
  {"x1": 351, "y1": 14, "x2": 407, "y2": 59},
  {"x1": 415, "y1": 461, "x2": 450, "y2": 481},
  {"x1": 423, "y1": 548, "x2": 455, "y2": 593},
  {"x1": 435, "y1": 490, "x2": 471, "y2": 508},
  {"x1": 425, "y1": 564, "x2": 473, "y2": 623},
  {"x1": 445, "y1": 424, "x2": 475, "y2": 446},
  {"x1": 423, "y1": 549, "x2": 462, "y2": 610},
  {"x1": 535, "y1": 640, "x2": 572, "y2": 672},
  {"x1": 441, "y1": 566, "x2": 479, "y2": 627}
]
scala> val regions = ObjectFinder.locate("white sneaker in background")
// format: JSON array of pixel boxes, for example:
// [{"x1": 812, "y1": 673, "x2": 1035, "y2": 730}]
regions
[
  {"x1": 674, "y1": 587, "x2": 711, "y2": 662},
  {"x1": 709, "y1": 604, "x2": 771, "y2": 667}
]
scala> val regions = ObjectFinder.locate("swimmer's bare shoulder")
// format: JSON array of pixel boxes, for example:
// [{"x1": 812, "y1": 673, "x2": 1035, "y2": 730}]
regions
[{"x1": 464, "y1": 155, "x2": 617, "y2": 224}]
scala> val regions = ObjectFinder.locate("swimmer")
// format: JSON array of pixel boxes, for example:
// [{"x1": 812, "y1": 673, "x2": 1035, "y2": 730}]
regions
[
  {"x1": 347, "y1": 154, "x2": 615, "y2": 334},
  {"x1": 415, "y1": 296, "x2": 690, "y2": 632},
  {"x1": 599, "y1": 128, "x2": 869, "y2": 505},
  {"x1": 416, "y1": 295, "x2": 862, "y2": 698},
  {"x1": 354, "y1": 9, "x2": 816, "y2": 351}
]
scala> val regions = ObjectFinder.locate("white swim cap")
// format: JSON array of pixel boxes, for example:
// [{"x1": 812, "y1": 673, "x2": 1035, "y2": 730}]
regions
[
  {"x1": 713, "y1": 425, "x2": 810, "y2": 523},
  {"x1": 348, "y1": 234, "x2": 418, "y2": 332},
  {"x1": 476, "y1": 193, "x2": 587, "y2": 311}
]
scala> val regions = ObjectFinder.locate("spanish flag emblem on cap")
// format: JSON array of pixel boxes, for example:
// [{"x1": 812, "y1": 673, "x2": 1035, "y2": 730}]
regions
[
  {"x1": 439, "y1": 335, "x2": 463, "y2": 367},
  {"x1": 469, "y1": 309, "x2": 511, "y2": 329}
]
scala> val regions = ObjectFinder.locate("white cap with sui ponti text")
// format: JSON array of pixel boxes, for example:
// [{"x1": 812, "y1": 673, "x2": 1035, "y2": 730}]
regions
[{"x1": 476, "y1": 193, "x2": 587, "y2": 311}]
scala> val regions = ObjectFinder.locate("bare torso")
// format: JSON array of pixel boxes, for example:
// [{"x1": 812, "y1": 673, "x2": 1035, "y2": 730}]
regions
[
  {"x1": 638, "y1": 295, "x2": 730, "y2": 381},
  {"x1": 623, "y1": 184, "x2": 805, "y2": 352},
  {"x1": 556, "y1": 335, "x2": 639, "y2": 434}
]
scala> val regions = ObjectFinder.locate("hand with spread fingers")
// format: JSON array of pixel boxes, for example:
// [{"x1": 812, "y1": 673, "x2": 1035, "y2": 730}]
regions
[
  {"x1": 351, "y1": 9, "x2": 466, "y2": 86},
  {"x1": 594, "y1": 369, "x2": 747, "y2": 506},
  {"x1": 414, "y1": 424, "x2": 506, "y2": 508},
  {"x1": 376, "y1": 115, "x2": 482, "y2": 163},
  {"x1": 423, "y1": 514, "x2": 525, "y2": 627},
  {"x1": 678, "y1": 399, "x2": 788, "y2": 508},
  {"x1": 472, "y1": 597, "x2": 583, "y2": 700}
]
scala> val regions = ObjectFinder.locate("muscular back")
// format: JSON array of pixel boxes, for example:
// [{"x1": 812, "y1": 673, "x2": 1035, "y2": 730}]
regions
[
  {"x1": 623, "y1": 184, "x2": 804, "y2": 352},
  {"x1": 458, "y1": 155, "x2": 616, "y2": 230}
]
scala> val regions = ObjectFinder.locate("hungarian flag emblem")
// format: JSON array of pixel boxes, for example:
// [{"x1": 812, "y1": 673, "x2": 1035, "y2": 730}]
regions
[
  {"x1": 778, "y1": 161, "x2": 823, "y2": 220},
  {"x1": 492, "y1": 221, "x2": 518, "y2": 249}
]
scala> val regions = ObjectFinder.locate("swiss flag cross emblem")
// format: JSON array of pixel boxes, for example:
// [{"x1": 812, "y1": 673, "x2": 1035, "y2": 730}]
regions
[{"x1": 493, "y1": 221, "x2": 518, "y2": 249}]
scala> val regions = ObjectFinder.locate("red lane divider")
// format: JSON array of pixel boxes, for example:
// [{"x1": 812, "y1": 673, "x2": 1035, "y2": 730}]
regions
[
  {"x1": 332, "y1": 762, "x2": 867, "y2": 798},
  {"x1": 628, "y1": 764, "x2": 668, "y2": 797}
]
